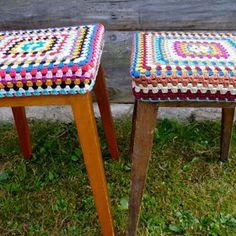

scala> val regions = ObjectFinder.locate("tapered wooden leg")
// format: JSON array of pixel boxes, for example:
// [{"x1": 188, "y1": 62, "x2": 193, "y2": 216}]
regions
[
  {"x1": 220, "y1": 108, "x2": 235, "y2": 161},
  {"x1": 71, "y1": 93, "x2": 114, "y2": 236},
  {"x1": 127, "y1": 101, "x2": 157, "y2": 236},
  {"x1": 12, "y1": 107, "x2": 32, "y2": 160},
  {"x1": 94, "y1": 65, "x2": 119, "y2": 159},
  {"x1": 130, "y1": 99, "x2": 137, "y2": 156}
]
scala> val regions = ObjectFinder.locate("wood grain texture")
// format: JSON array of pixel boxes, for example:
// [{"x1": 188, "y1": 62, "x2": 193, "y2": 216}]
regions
[
  {"x1": 129, "y1": 99, "x2": 137, "y2": 156},
  {"x1": 0, "y1": 94, "x2": 78, "y2": 107},
  {"x1": 1, "y1": 0, "x2": 236, "y2": 31},
  {"x1": 127, "y1": 101, "x2": 157, "y2": 236},
  {"x1": 220, "y1": 108, "x2": 235, "y2": 161},
  {"x1": 71, "y1": 93, "x2": 115, "y2": 236}
]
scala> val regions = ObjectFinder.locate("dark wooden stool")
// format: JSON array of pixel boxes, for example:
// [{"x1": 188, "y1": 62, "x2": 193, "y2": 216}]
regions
[{"x1": 127, "y1": 31, "x2": 236, "y2": 235}]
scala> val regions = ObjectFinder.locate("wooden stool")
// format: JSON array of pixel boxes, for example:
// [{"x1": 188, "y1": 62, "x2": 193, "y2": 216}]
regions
[
  {"x1": 0, "y1": 24, "x2": 118, "y2": 236},
  {"x1": 127, "y1": 31, "x2": 236, "y2": 235}
]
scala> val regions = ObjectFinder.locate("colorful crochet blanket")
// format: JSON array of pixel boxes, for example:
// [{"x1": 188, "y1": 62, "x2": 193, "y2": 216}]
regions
[
  {"x1": 0, "y1": 24, "x2": 104, "y2": 98},
  {"x1": 131, "y1": 32, "x2": 236, "y2": 102}
]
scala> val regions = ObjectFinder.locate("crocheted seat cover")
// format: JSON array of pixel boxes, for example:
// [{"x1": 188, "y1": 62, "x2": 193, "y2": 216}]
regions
[
  {"x1": 0, "y1": 24, "x2": 104, "y2": 98},
  {"x1": 131, "y1": 32, "x2": 236, "y2": 102}
]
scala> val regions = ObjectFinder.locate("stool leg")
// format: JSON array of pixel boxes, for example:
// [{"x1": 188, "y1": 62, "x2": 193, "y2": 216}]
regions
[
  {"x1": 94, "y1": 65, "x2": 119, "y2": 159},
  {"x1": 12, "y1": 107, "x2": 32, "y2": 160},
  {"x1": 130, "y1": 99, "x2": 138, "y2": 156},
  {"x1": 71, "y1": 93, "x2": 115, "y2": 236},
  {"x1": 220, "y1": 108, "x2": 235, "y2": 161},
  {"x1": 127, "y1": 101, "x2": 157, "y2": 236}
]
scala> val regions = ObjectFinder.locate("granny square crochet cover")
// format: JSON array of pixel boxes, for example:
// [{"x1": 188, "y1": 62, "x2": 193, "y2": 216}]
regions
[
  {"x1": 0, "y1": 24, "x2": 104, "y2": 98},
  {"x1": 131, "y1": 31, "x2": 236, "y2": 102}
]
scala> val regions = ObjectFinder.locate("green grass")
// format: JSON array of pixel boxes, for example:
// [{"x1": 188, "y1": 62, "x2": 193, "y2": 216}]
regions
[{"x1": 0, "y1": 116, "x2": 236, "y2": 235}]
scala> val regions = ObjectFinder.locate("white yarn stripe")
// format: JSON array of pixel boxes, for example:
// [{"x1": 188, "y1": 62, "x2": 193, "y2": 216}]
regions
[{"x1": 132, "y1": 81, "x2": 236, "y2": 95}]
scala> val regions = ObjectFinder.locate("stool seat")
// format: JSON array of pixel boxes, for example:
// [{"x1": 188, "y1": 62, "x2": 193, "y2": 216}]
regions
[
  {"x1": 0, "y1": 24, "x2": 104, "y2": 98},
  {"x1": 131, "y1": 31, "x2": 236, "y2": 102}
]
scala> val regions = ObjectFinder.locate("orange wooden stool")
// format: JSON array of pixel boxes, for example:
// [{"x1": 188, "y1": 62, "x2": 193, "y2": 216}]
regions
[
  {"x1": 0, "y1": 24, "x2": 118, "y2": 236},
  {"x1": 127, "y1": 31, "x2": 236, "y2": 235}
]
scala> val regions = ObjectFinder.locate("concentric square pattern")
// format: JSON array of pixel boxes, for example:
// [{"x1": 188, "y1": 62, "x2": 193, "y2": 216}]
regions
[
  {"x1": 131, "y1": 31, "x2": 236, "y2": 102},
  {"x1": 0, "y1": 24, "x2": 104, "y2": 98}
]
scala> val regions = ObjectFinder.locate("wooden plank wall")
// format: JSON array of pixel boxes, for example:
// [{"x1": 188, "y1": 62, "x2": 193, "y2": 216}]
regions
[
  {"x1": 1, "y1": 0, "x2": 236, "y2": 31},
  {"x1": 0, "y1": 0, "x2": 236, "y2": 103}
]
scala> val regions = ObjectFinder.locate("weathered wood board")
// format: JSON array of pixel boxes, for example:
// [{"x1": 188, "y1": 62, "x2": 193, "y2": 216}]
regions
[
  {"x1": 1, "y1": 0, "x2": 236, "y2": 31},
  {"x1": 102, "y1": 31, "x2": 133, "y2": 103}
]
